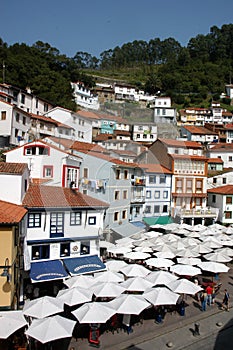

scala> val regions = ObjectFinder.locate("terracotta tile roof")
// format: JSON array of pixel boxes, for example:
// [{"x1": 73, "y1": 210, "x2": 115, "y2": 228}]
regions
[
  {"x1": 170, "y1": 154, "x2": 208, "y2": 161},
  {"x1": 22, "y1": 184, "x2": 109, "y2": 208},
  {"x1": 30, "y1": 114, "x2": 73, "y2": 129},
  {"x1": 76, "y1": 110, "x2": 101, "y2": 120},
  {"x1": 0, "y1": 200, "x2": 27, "y2": 224},
  {"x1": 0, "y1": 162, "x2": 28, "y2": 174},
  {"x1": 207, "y1": 185, "x2": 233, "y2": 195},
  {"x1": 210, "y1": 143, "x2": 233, "y2": 151},
  {"x1": 158, "y1": 138, "x2": 202, "y2": 149},
  {"x1": 70, "y1": 141, "x2": 108, "y2": 154},
  {"x1": 182, "y1": 125, "x2": 218, "y2": 135},
  {"x1": 93, "y1": 134, "x2": 115, "y2": 142},
  {"x1": 140, "y1": 163, "x2": 172, "y2": 174},
  {"x1": 207, "y1": 158, "x2": 223, "y2": 163}
]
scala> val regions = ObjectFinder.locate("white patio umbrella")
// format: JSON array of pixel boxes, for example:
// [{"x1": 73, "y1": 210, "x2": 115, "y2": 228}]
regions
[
  {"x1": 197, "y1": 261, "x2": 230, "y2": 273},
  {"x1": 143, "y1": 287, "x2": 180, "y2": 306},
  {"x1": 124, "y1": 251, "x2": 151, "y2": 260},
  {"x1": 99, "y1": 241, "x2": 115, "y2": 249},
  {"x1": 203, "y1": 251, "x2": 232, "y2": 263},
  {"x1": 224, "y1": 226, "x2": 233, "y2": 235},
  {"x1": 176, "y1": 248, "x2": 200, "y2": 258},
  {"x1": 120, "y1": 277, "x2": 154, "y2": 292},
  {"x1": 145, "y1": 257, "x2": 174, "y2": 269},
  {"x1": 0, "y1": 311, "x2": 28, "y2": 339},
  {"x1": 170, "y1": 264, "x2": 202, "y2": 277},
  {"x1": 145, "y1": 270, "x2": 178, "y2": 286},
  {"x1": 153, "y1": 251, "x2": 176, "y2": 259},
  {"x1": 120, "y1": 264, "x2": 150, "y2": 277},
  {"x1": 108, "y1": 294, "x2": 151, "y2": 315},
  {"x1": 182, "y1": 237, "x2": 200, "y2": 247},
  {"x1": 177, "y1": 257, "x2": 202, "y2": 266},
  {"x1": 56, "y1": 286, "x2": 93, "y2": 306},
  {"x1": 115, "y1": 237, "x2": 135, "y2": 245},
  {"x1": 216, "y1": 247, "x2": 233, "y2": 257},
  {"x1": 133, "y1": 240, "x2": 154, "y2": 248},
  {"x1": 25, "y1": 315, "x2": 76, "y2": 344},
  {"x1": 191, "y1": 244, "x2": 213, "y2": 255},
  {"x1": 152, "y1": 243, "x2": 176, "y2": 254},
  {"x1": 93, "y1": 270, "x2": 124, "y2": 283},
  {"x1": 170, "y1": 240, "x2": 186, "y2": 250},
  {"x1": 23, "y1": 296, "x2": 64, "y2": 319},
  {"x1": 105, "y1": 260, "x2": 128, "y2": 272},
  {"x1": 107, "y1": 246, "x2": 132, "y2": 255},
  {"x1": 91, "y1": 281, "x2": 126, "y2": 298},
  {"x1": 168, "y1": 279, "x2": 203, "y2": 295},
  {"x1": 134, "y1": 246, "x2": 154, "y2": 253},
  {"x1": 72, "y1": 302, "x2": 115, "y2": 324},
  {"x1": 63, "y1": 275, "x2": 95, "y2": 289},
  {"x1": 162, "y1": 233, "x2": 180, "y2": 242}
]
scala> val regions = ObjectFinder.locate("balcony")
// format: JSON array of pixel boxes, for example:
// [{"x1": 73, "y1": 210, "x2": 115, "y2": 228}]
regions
[
  {"x1": 131, "y1": 177, "x2": 145, "y2": 186},
  {"x1": 130, "y1": 196, "x2": 145, "y2": 204},
  {"x1": 174, "y1": 207, "x2": 219, "y2": 219}
]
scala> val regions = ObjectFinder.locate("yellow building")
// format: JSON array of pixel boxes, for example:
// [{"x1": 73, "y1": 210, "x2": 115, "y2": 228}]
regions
[{"x1": 0, "y1": 200, "x2": 27, "y2": 310}]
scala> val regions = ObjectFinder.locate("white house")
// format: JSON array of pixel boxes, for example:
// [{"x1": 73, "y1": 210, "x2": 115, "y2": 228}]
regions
[
  {"x1": 4, "y1": 140, "x2": 82, "y2": 188},
  {"x1": 208, "y1": 143, "x2": 233, "y2": 168},
  {"x1": 71, "y1": 81, "x2": 100, "y2": 110},
  {"x1": 0, "y1": 162, "x2": 29, "y2": 205},
  {"x1": 225, "y1": 84, "x2": 233, "y2": 99},
  {"x1": 132, "y1": 123, "x2": 157, "y2": 143},
  {"x1": 0, "y1": 83, "x2": 54, "y2": 115},
  {"x1": 44, "y1": 106, "x2": 93, "y2": 143},
  {"x1": 180, "y1": 125, "x2": 219, "y2": 144},
  {"x1": 0, "y1": 100, "x2": 31, "y2": 147},
  {"x1": 207, "y1": 185, "x2": 233, "y2": 224},
  {"x1": 152, "y1": 96, "x2": 177, "y2": 124},
  {"x1": 22, "y1": 184, "x2": 108, "y2": 284}
]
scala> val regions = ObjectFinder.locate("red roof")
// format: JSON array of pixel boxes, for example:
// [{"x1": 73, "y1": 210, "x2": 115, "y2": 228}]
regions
[
  {"x1": 207, "y1": 158, "x2": 223, "y2": 164},
  {"x1": 207, "y1": 185, "x2": 233, "y2": 195},
  {"x1": 159, "y1": 138, "x2": 202, "y2": 149},
  {"x1": 22, "y1": 184, "x2": 109, "y2": 208},
  {"x1": 182, "y1": 125, "x2": 218, "y2": 135},
  {"x1": 0, "y1": 162, "x2": 28, "y2": 174},
  {"x1": 140, "y1": 163, "x2": 172, "y2": 174},
  {"x1": 0, "y1": 200, "x2": 27, "y2": 224}
]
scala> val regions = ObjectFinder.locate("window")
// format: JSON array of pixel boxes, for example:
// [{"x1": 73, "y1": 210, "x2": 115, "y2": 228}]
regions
[
  {"x1": 213, "y1": 178, "x2": 217, "y2": 184},
  {"x1": 226, "y1": 196, "x2": 232, "y2": 204},
  {"x1": 88, "y1": 216, "x2": 96, "y2": 225},
  {"x1": 28, "y1": 213, "x2": 41, "y2": 228},
  {"x1": 114, "y1": 212, "x2": 119, "y2": 221},
  {"x1": 163, "y1": 191, "x2": 168, "y2": 199},
  {"x1": 160, "y1": 175, "x2": 166, "y2": 184},
  {"x1": 50, "y1": 212, "x2": 64, "y2": 237},
  {"x1": 174, "y1": 149, "x2": 179, "y2": 154},
  {"x1": 32, "y1": 245, "x2": 50, "y2": 260},
  {"x1": 66, "y1": 167, "x2": 78, "y2": 188},
  {"x1": 1, "y1": 111, "x2": 6, "y2": 120},
  {"x1": 116, "y1": 169, "x2": 121, "y2": 179},
  {"x1": 123, "y1": 190, "x2": 128, "y2": 199},
  {"x1": 23, "y1": 116, "x2": 26, "y2": 125},
  {"x1": 43, "y1": 166, "x2": 53, "y2": 178},
  {"x1": 80, "y1": 241, "x2": 90, "y2": 255},
  {"x1": 21, "y1": 94, "x2": 25, "y2": 104},
  {"x1": 154, "y1": 205, "x2": 160, "y2": 213},
  {"x1": 124, "y1": 170, "x2": 128, "y2": 179},
  {"x1": 195, "y1": 179, "x2": 203, "y2": 193},
  {"x1": 225, "y1": 211, "x2": 232, "y2": 219},
  {"x1": 175, "y1": 179, "x2": 183, "y2": 193},
  {"x1": 145, "y1": 206, "x2": 151, "y2": 214},
  {"x1": 222, "y1": 178, "x2": 227, "y2": 184},
  {"x1": 163, "y1": 205, "x2": 168, "y2": 213},
  {"x1": 70, "y1": 211, "x2": 82, "y2": 225},
  {"x1": 15, "y1": 113, "x2": 19, "y2": 122},
  {"x1": 149, "y1": 175, "x2": 156, "y2": 183},
  {"x1": 60, "y1": 243, "x2": 70, "y2": 257},
  {"x1": 154, "y1": 191, "x2": 160, "y2": 199},
  {"x1": 115, "y1": 190, "x2": 120, "y2": 200},
  {"x1": 229, "y1": 156, "x2": 232, "y2": 162},
  {"x1": 186, "y1": 179, "x2": 193, "y2": 193},
  {"x1": 44, "y1": 103, "x2": 48, "y2": 112},
  {"x1": 146, "y1": 190, "x2": 151, "y2": 199},
  {"x1": 212, "y1": 194, "x2": 216, "y2": 203},
  {"x1": 136, "y1": 134, "x2": 140, "y2": 138},
  {"x1": 83, "y1": 168, "x2": 88, "y2": 178},
  {"x1": 122, "y1": 210, "x2": 127, "y2": 219}
]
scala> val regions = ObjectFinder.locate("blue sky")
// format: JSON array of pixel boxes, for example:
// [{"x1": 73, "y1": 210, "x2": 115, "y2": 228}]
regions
[{"x1": 1, "y1": 0, "x2": 233, "y2": 58}]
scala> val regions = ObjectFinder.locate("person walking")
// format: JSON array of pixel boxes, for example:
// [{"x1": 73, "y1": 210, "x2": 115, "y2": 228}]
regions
[
  {"x1": 200, "y1": 290, "x2": 207, "y2": 311},
  {"x1": 206, "y1": 285, "x2": 213, "y2": 306},
  {"x1": 222, "y1": 289, "x2": 230, "y2": 311}
]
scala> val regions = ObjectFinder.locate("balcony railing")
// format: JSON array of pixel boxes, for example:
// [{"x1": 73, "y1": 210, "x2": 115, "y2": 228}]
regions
[
  {"x1": 130, "y1": 196, "x2": 145, "y2": 203},
  {"x1": 175, "y1": 207, "x2": 218, "y2": 218}
]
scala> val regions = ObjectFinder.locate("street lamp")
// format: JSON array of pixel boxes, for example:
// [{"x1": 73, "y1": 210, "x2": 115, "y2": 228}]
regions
[{"x1": 0, "y1": 258, "x2": 11, "y2": 282}]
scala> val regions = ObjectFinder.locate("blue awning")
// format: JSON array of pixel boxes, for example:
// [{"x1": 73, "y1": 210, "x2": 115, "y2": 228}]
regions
[
  {"x1": 30, "y1": 260, "x2": 69, "y2": 283},
  {"x1": 62, "y1": 255, "x2": 106, "y2": 276}
]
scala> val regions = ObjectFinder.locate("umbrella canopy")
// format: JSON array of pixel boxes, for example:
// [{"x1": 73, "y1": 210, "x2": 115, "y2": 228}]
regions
[
  {"x1": 0, "y1": 311, "x2": 27, "y2": 339},
  {"x1": 177, "y1": 257, "x2": 202, "y2": 266},
  {"x1": 124, "y1": 251, "x2": 151, "y2": 260},
  {"x1": 182, "y1": 237, "x2": 200, "y2": 247},
  {"x1": 120, "y1": 277, "x2": 154, "y2": 292},
  {"x1": 23, "y1": 296, "x2": 64, "y2": 319},
  {"x1": 168, "y1": 279, "x2": 203, "y2": 295},
  {"x1": 63, "y1": 275, "x2": 95, "y2": 289},
  {"x1": 93, "y1": 270, "x2": 124, "y2": 283},
  {"x1": 107, "y1": 246, "x2": 132, "y2": 255},
  {"x1": 203, "y1": 251, "x2": 232, "y2": 263},
  {"x1": 170, "y1": 264, "x2": 201, "y2": 276},
  {"x1": 25, "y1": 315, "x2": 76, "y2": 344},
  {"x1": 133, "y1": 240, "x2": 154, "y2": 248},
  {"x1": 216, "y1": 247, "x2": 233, "y2": 257},
  {"x1": 145, "y1": 257, "x2": 175, "y2": 269},
  {"x1": 99, "y1": 241, "x2": 115, "y2": 249},
  {"x1": 197, "y1": 261, "x2": 230, "y2": 273},
  {"x1": 120, "y1": 264, "x2": 150, "y2": 277},
  {"x1": 153, "y1": 251, "x2": 176, "y2": 259},
  {"x1": 176, "y1": 248, "x2": 200, "y2": 258},
  {"x1": 152, "y1": 243, "x2": 176, "y2": 254},
  {"x1": 91, "y1": 281, "x2": 126, "y2": 298},
  {"x1": 170, "y1": 241, "x2": 186, "y2": 250},
  {"x1": 191, "y1": 244, "x2": 213, "y2": 255},
  {"x1": 134, "y1": 246, "x2": 154, "y2": 253},
  {"x1": 56, "y1": 287, "x2": 93, "y2": 306},
  {"x1": 145, "y1": 271, "x2": 178, "y2": 286},
  {"x1": 105, "y1": 260, "x2": 128, "y2": 272},
  {"x1": 143, "y1": 287, "x2": 180, "y2": 306},
  {"x1": 72, "y1": 302, "x2": 115, "y2": 324},
  {"x1": 108, "y1": 294, "x2": 151, "y2": 315}
]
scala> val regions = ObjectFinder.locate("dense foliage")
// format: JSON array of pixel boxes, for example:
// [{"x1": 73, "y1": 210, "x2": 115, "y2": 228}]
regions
[{"x1": 0, "y1": 24, "x2": 233, "y2": 109}]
